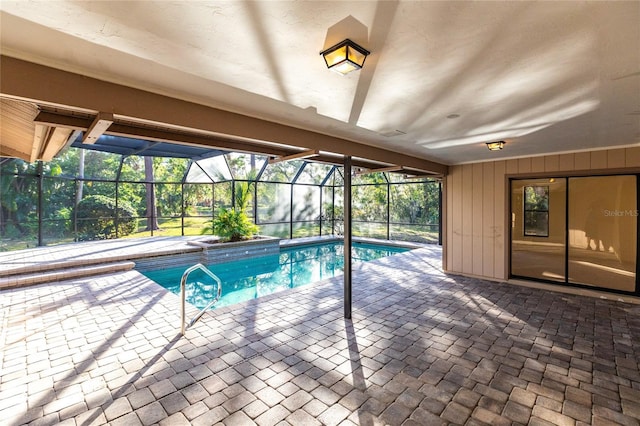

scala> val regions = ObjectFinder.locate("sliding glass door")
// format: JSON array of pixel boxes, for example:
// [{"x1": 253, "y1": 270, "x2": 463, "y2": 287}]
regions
[
  {"x1": 511, "y1": 178, "x2": 567, "y2": 282},
  {"x1": 567, "y1": 176, "x2": 637, "y2": 292},
  {"x1": 511, "y1": 175, "x2": 637, "y2": 294}
]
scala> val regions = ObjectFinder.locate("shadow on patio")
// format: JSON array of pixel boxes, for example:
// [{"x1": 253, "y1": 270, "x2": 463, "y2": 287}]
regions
[{"x1": 1, "y1": 246, "x2": 639, "y2": 425}]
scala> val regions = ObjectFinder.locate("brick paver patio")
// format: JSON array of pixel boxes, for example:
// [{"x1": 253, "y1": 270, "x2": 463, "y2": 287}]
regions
[{"x1": 1, "y1": 244, "x2": 639, "y2": 425}]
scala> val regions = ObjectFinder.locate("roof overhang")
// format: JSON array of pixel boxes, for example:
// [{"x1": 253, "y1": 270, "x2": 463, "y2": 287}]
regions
[{"x1": 0, "y1": 56, "x2": 447, "y2": 177}]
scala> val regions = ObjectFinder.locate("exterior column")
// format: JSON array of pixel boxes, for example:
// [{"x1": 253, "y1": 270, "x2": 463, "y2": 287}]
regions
[
  {"x1": 344, "y1": 156, "x2": 352, "y2": 319},
  {"x1": 37, "y1": 161, "x2": 43, "y2": 246}
]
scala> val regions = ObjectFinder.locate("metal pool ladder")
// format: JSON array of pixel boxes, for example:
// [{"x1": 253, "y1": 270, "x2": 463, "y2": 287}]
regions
[{"x1": 180, "y1": 263, "x2": 222, "y2": 335}]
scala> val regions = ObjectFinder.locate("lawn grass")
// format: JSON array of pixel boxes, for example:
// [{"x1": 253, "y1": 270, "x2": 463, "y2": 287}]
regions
[{"x1": 1, "y1": 217, "x2": 439, "y2": 251}]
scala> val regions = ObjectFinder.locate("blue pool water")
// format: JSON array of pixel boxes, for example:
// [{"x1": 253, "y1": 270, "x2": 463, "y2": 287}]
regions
[{"x1": 143, "y1": 241, "x2": 409, "y2": 310}]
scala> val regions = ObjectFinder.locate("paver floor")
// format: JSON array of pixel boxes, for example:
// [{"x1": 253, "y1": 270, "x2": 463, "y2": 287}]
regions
[
  {"x1": 0, "y1": 236, "x2": 203, "y2": 276},
  {"x1": 1, "y1": 245, "x2": 640, "y2": 425}
]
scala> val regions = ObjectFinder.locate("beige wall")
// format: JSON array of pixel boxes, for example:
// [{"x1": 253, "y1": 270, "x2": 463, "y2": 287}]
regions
[{"x1": 444, "y1": 147, "x2": 640, "y2": 281}]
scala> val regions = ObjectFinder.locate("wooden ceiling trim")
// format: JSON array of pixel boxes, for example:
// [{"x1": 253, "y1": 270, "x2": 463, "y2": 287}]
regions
[
  {"x1": 2, "y1": 56, "x2": 447, "y2": 175},
  {"x1": 0, "y1": 143, "x2": 28, "y2": 159},
  {"x1": 33, "y1": 111, "x2": 436, "y2": 173},
  {"x1": 0, "y1": 98, "x2": 38, "y2": 161},
  {"x1": 41, "y1": 127, "x2": 72, "y2": 161},
  {"x1": 31, "y1": 124, "x2": 48, "y2": 162}
]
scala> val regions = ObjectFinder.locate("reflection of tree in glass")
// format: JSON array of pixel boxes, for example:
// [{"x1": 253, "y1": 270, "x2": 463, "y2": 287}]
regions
[
  {"x1": 525, "y1": 186, "x2": 549, "y2": 210},
  {"x1": 524, "y1": 186, "x2": 549, "y2": 236},
  {"x1": 293, "y1": 186, "x2": 319, "y2": 222},
  {"x1": 259, "y1": 183, "x2": 291, "y2": 222}
]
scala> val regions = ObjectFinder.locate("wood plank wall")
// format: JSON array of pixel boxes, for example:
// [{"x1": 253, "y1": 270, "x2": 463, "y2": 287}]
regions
[{"x1": 444, "y1": 147, "x2": 640, "y2": 281}]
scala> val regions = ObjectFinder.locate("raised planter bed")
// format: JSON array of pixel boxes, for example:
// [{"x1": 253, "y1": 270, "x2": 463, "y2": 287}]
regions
[{"x1": 187, "y1": 235, "x2": 281, "y2": 264}]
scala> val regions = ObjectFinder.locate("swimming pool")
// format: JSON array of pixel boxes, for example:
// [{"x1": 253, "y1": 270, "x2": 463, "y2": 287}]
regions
[{"x1": 143, "y1": 241, "x2": 409, "y2": 310}]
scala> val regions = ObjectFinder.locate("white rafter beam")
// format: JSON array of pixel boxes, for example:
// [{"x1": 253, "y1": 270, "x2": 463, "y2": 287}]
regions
[
  {"x1": 82, "y1": 112, "x2": 114, "y2": 144},
  {"x1": 355, "y1": 165, "x2": 404, "y2": 175},
  {"x1": 268, "y1": 149, "x2": 319, "y2": 164}
]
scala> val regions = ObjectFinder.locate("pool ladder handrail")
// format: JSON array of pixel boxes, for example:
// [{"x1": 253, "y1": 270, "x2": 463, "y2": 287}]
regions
[{"x1": 180, "y1": 263, "x2": 222, "y2": 335}]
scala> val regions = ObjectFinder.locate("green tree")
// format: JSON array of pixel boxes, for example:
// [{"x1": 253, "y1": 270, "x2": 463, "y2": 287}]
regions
[
  {"x1": 153, "y1": 157, "x2": 189, "y2": 216},
  {"x1": 352, "y1": 173, "x2": 388, "y2": 223},
  {"x1": 0, "y1": 160, "x2": 35, "y2": 236},
  {"x1": 76, "y1": 195, "x2": 137, "y2": 240}
]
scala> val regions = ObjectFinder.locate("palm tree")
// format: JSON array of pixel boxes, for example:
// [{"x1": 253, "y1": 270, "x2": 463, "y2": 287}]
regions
[{"x1": 234, "y1": 169, "x2": 257, "y2": 212}]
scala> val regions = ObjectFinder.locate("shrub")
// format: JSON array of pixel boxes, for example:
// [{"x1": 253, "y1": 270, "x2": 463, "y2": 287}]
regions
[
  {"x1": 76, "y1": 195, "x2": 137, "y2": 240},
  {"x1": 203, "y1": 208, "x2": 259, "y2": 242}
]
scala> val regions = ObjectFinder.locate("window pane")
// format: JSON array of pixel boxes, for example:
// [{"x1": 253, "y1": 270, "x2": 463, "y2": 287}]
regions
[
  {"x1": 257, "y1": 182, "x2": 291, "y2": 222},
  {"x1": 260, "y1": 160, "x2": 304, "y2": 182},
  {"x1": 524, "y1": 211, "x2": 549, "y2": 237},
  {"x1": 185, "y1": 162, "x2": 214, "y2": 183},
  {"x1": 296, "y1": 163, "x2": 334, "y2": 184},
  {"x1": 292, "y1": 185, "x2": 320, "y2": 222},
  {"x1": 524, "y1": 185, "x2": 549, "y2": 211},
  {"x1": 225, "y1": 153, "x2": 266, "y2": 179},
  {"x1": 192, "y1": 156, "x2": 232, "y2": 182},
  {"x1": 511, "y1": 178, "x2": 566, "y2": 282},
  {"x1": 524, "y1": 185, "x2": 549, "y2": 236}
]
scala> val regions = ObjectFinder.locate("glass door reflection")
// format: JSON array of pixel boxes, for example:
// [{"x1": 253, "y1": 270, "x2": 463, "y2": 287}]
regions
[{"x1": 567, "y1": 176, "x2": 637, "y2": 292}]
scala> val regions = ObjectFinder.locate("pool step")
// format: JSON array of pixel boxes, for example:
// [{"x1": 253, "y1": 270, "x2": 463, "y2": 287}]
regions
[
  {"x1": 0, "y1": 261, "x2": 135, "y2": 290},
  {"x1": 133, "y1": 252, "x2": 203, "y2": 273}
]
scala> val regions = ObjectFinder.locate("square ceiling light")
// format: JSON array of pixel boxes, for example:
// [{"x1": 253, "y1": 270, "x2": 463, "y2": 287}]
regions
[{"x1": 320, "y1": 39, "x2": 370, "y2": 75}]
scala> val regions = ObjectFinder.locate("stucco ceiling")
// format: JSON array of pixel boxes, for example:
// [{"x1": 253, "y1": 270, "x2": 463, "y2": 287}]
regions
[{"x1": 1, "y1": 1, "x2": 639, "y2": 165}]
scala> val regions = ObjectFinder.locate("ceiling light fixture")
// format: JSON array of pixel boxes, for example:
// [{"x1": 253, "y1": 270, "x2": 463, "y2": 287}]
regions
[
  {"x1": 320, "y1": 39, "x2": 370, "y2": 75},
  {"x1": 486, "y1": 141, "x2": 505, "y2": 151}
]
